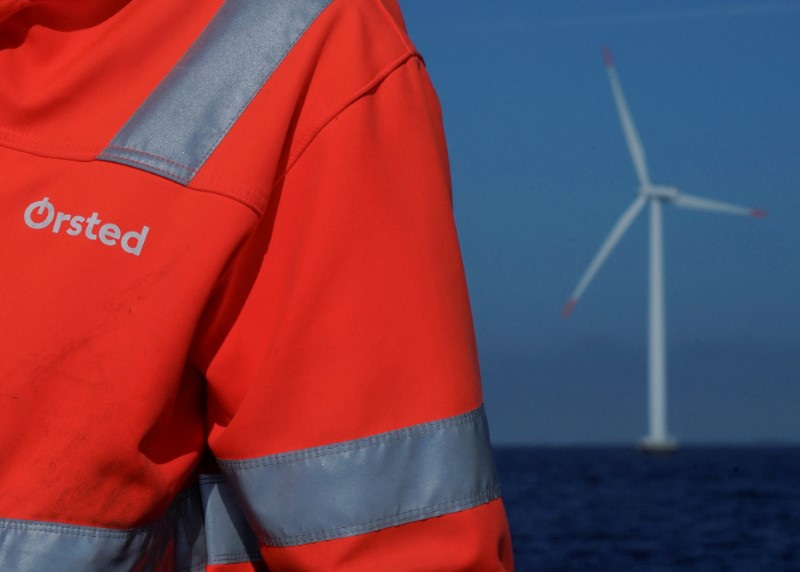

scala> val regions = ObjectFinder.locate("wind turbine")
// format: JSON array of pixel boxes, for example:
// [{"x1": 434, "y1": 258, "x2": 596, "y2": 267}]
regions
[{"x1": 562, "y1": 47, "x2": 765, "y2": 453}]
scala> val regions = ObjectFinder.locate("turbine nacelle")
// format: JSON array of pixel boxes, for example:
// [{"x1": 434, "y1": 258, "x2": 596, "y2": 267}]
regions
[{"x1": 640, "y1": 185, "x2": 680, "y2": 202}]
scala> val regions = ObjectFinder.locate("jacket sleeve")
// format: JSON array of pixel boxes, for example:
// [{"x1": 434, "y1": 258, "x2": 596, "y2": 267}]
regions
[{"x1": 192, "y1": 54, "x2": 514, "y2": 571}]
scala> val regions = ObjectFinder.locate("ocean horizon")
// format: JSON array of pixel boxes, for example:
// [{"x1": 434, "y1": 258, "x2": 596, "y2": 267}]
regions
[{"x1": 493, "y1": 445, "x2": 800, "y2": 570}]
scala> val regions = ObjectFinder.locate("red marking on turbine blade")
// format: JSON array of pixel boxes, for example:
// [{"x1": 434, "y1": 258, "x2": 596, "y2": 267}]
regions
[
  {"x1": 750, "y1": 208, "x2": 767, "y2": 218},
  {"x1": 562, "y1": 298, "x2": 577, "y2": 318},
  {"x1": 602, "y1": 45, "x2": 614, "y2": 67}
]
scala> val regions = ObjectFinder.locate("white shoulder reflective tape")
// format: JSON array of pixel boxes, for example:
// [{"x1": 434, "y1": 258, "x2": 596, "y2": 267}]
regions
[
  {"x1": 217, "y1": 406, "x2": 501, "y2": 547},
  {"x1": 98, "y1": 0, "x2": 333, "y2": 184}
]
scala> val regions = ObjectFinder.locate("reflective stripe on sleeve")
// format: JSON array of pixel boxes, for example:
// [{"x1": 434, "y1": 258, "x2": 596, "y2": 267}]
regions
[
  {"x1": 0, "y1": 488, "x2": 206, "y2": 571},
  {"x1": 0, "y1": 479, "x2": 262, "y2": 570},
  {"x1": 98, "y1": 0, "x2": 333, "y2": 184},
  {"x1": 199, "y1": 475, "x2": 263, "y2": 566},
  {"x1": 216, "y1": 406, "x2": 501, "y2": 547}
]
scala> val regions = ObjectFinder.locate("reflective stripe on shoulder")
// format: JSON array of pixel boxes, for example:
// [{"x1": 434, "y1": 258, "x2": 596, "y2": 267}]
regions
[
  {"x1": 98, "y1": 0, "x2": 334, "y2": 185},
  {"x1": 0, "y1": 479, "x2": 262, "y2": 570},
  {"x1": 216, "y1": 405, "x2": 501, "y2": 547}
]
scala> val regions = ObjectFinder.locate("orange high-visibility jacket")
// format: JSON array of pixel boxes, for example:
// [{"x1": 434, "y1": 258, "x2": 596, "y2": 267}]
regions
[{"x1": 0, "y1": 0, "x2": 513, "y2": 569}]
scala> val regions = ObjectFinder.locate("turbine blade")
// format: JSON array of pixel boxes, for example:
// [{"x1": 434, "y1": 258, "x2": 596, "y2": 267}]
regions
[
  {"x1": 672, "y1": 193, "x2": 767, "y2": 218},
  {"x1": 563, "y1": 195, "x2": 648, "y2": 317},
  {"x1": 603, "y1": 46, "x2": 651, "y2": 187}
]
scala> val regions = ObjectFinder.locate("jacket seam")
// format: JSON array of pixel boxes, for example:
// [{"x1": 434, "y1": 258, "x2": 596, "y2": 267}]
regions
[
  {"x1": 104, "y1": 144, "x2": 196, "y2": 171},
  {"x1": 217, "y1": 407, "x2": 483, "y2": 469},
  {"x1": 207, "y1": 551, "x2": 264, "y2": 564},
  {"x1": 271, "y1": 48, "x2": 420, "y2": 194},
  {"x1": 0, "y1": 126, "x2": 100, "y2": 160},
  {"x1": 98, "y1": 149, "x2": 190, "y2": 182},
  {"x1": 0, "y1": 131, "x2": 265, "y2": 214},
  {"x1": 373, "y1": 0, "x2": 416, "y2": 54}
]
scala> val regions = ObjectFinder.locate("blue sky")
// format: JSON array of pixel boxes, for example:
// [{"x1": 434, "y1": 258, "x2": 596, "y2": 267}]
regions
[{"x1": 399, "y1": 1, "x2": 800, "y2": 444}]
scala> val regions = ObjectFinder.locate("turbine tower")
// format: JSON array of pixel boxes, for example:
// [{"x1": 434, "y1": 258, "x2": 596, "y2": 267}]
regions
[{"x1": 563, "y1": 47, "x2": 765, "y2": 453}]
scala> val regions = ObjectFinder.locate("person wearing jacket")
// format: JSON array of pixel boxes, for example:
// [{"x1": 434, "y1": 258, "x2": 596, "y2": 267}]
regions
[{"x1": 0, "y1": 0, "x2": 513, "y2": 569}]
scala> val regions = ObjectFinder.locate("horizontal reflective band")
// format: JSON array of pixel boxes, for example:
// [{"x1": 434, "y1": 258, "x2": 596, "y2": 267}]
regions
[
  {"x1": 98, "y1": 0, "x2": 333, "y2": 184},
  {"x1": 0, "y1": 489, "x2": 205, "y2": 571},
  {"x1": 0, "y1": 478, "x2": 262, "y2": 570},
  {"x1": 217, "y1": 406, "x2": 501, "y2": 547}
]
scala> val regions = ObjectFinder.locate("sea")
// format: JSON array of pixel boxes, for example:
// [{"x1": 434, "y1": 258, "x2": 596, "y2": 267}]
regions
[{"x1": 493, "y1": 446, "x2": 800, "y2": 571}]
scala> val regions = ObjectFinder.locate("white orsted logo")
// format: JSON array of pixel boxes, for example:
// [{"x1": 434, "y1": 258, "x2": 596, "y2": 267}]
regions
[{"x1": 24, "y1": 197, "x2": 149, "y2": 256}]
